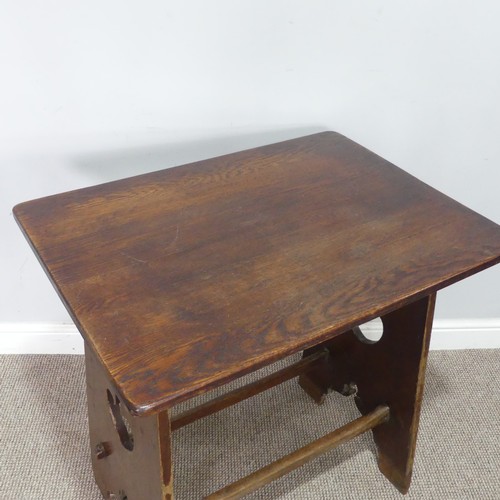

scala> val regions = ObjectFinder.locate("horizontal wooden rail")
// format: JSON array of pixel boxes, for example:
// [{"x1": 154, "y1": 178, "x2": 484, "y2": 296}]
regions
[
  {"x1": 205, "y1": 404, "x2": 390, "y2": 499},
  {"x1": 171, "y1": 350, "x2": 328, "y2": 431}
]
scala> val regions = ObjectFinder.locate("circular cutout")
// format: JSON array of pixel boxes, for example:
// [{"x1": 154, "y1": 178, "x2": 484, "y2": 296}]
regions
[
  {"x1": 355, "y1": 317, "x2": 384, "y2": 344},
  {"x1": 107, "y1": 389, "x2": 134, "y2": 451}
]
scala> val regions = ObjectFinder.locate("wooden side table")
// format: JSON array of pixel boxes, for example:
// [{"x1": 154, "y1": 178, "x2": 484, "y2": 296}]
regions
[{"x1": 14, "y1": 132, "x2": 500, "y2": 499}]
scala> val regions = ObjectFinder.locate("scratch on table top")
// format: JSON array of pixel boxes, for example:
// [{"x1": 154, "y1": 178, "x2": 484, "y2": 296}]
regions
[
  {"x1": 120, "y1": 251, "x2": 148, "y2": 264},
  {"x1": 165, "y1": 225, "x2": 180, "y2": 255},
  {"x1": 171, "y1": 225, "x2": 180, "y2": 246}
]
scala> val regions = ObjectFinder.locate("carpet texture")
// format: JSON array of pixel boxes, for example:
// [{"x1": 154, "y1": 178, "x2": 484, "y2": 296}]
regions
[{"x1": 0, "y1": 350, "x2": 499, "y2": 499}]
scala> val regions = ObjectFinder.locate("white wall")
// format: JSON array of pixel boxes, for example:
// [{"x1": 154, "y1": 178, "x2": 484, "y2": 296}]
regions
[{"x1": 2, "y1": 1, "x2": 500, "y2": 330}]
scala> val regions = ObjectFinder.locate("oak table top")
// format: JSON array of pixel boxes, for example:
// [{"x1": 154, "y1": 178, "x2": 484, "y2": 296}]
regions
[{"x1": 14, "y1": 132, "x2": 500, "y2": 416}]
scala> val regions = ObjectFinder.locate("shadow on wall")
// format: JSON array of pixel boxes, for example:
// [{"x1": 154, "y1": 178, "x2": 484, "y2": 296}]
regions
[{"x1": 69, "y1": 126, "x2": 327, "y2": 183}]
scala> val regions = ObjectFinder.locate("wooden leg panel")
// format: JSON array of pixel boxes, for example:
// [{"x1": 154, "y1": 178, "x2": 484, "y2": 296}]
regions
[
  {"x1": 85, "y1": 343, "x2": 173, "y2": 500},
  {"x1": 301, "y1": 294, "x2": 436, "y2": 494},
  {"x1": 297, "y1": 348, "x2": 333, "y2": 404}
]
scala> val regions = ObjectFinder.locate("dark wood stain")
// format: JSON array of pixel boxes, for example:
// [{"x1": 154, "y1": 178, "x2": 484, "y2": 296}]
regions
[
  {"x1": 13, "y1": 131, "x2": 500, "y2": 416},
  {"x1": 300, "y1": 293, "x2": 436, "y2": 493}
]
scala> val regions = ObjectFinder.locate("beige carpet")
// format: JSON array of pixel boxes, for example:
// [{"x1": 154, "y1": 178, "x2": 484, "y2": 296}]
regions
[{"x1": 1, "y1": 350, "x2": 499, "y2": 499}]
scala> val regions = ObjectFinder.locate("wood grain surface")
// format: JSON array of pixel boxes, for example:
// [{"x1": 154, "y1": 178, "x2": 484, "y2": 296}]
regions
[{"x1": 13, "y1": 132, "x2": 500, "y2": 415}]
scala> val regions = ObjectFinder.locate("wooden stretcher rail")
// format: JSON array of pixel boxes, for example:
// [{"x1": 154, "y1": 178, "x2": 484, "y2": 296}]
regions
[
  {"x1": 205, "y1": 404, "x2": 390, "y2": 499},
  {"x1": 171, "y1": 350, "x2": 328, "y2": 431}
]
